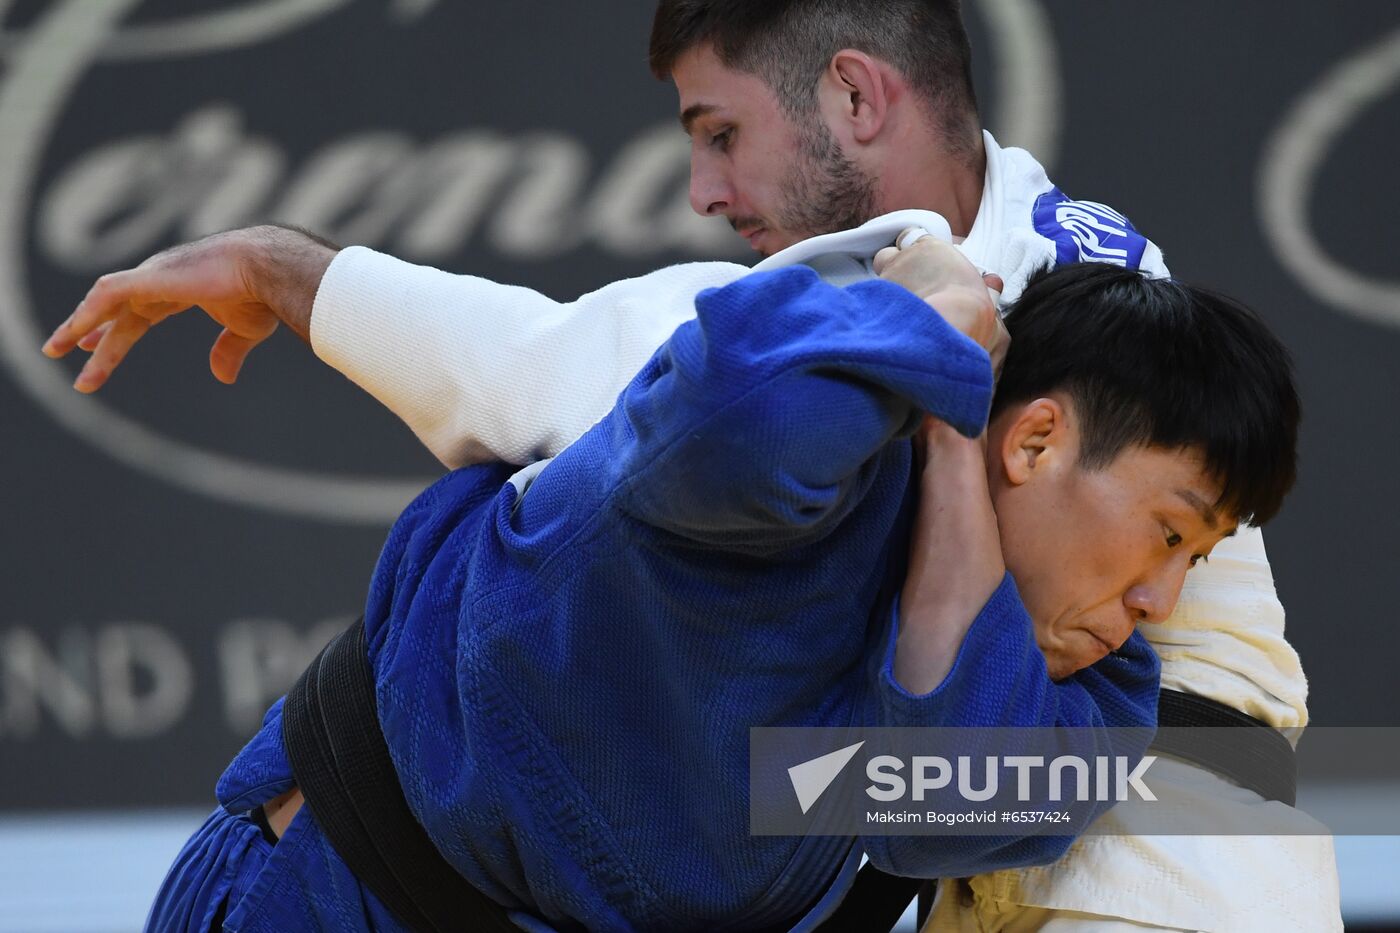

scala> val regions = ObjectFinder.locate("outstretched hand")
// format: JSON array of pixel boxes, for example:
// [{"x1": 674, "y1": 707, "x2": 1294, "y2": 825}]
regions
[{"x1": 41, "y1": 225, "x2": 337, "y2": 392}]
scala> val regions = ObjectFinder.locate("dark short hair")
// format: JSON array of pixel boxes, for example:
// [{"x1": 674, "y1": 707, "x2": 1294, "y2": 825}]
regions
[
  {"x1": 992, "y1": 264, "x2": 1300, "y2": 526},
  {"x1": 650, "y1": 0, "x2": 980, "y2": 156}
]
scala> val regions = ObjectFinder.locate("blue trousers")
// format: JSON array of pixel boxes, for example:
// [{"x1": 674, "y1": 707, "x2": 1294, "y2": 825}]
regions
[{"x1": 145, "y1": 804, "x2": 411, "y2": 932}]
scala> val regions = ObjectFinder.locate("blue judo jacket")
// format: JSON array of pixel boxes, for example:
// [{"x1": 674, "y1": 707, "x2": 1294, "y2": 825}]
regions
[{"x1": 159, "y1": 267, "x2": 1159, "y2": 933}]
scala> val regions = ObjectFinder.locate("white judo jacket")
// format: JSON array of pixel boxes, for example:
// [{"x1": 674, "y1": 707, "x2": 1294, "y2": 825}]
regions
[{"x1": 308, "y1": 131, "x2": 1340, "y2": 932}]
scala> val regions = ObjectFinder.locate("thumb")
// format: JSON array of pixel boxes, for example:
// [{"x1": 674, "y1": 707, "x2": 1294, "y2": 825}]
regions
[{"x1": 209, "y1": 328, "x2": 268, "y2": 384}]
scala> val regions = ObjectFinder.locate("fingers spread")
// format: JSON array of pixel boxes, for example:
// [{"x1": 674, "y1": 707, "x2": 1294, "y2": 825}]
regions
[
  {"x1": 74, "y1": 309, "x2": 151, "y2": 393},
  {"x1": 44, "y1": 265, "x2": 191, "y2": 358},
  {"x1": 44, "y1": 270, "x2": 142, "y2": 358}
]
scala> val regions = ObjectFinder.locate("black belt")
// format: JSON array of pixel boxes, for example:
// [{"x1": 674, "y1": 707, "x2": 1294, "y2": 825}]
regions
[
  {"x1": 812, "y1": 866, "x2": 932, "y2": 933},
  {"x1": 281, "y1": 616, "x2": 518, "y2": 933},
  {"x1": 1150, "y1": 687, "x2": 1297, "y2": 805}
]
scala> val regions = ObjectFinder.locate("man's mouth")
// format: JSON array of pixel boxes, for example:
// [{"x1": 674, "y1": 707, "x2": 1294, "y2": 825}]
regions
[
  {"x1": 1089, "y1": 630, "x2": 1121, "y2": 657},
  {"x1": 738, "y1": 226, "x2": 766, "y2": 250}
]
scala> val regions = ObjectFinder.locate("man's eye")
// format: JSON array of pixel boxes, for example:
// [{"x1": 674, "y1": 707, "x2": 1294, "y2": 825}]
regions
[
  {"x1": 711, "y1": 128, "x2": 733, "y2": 151},
  {"x1": 1166, "y1": 526, "x2": 1209, "y2": 567}
]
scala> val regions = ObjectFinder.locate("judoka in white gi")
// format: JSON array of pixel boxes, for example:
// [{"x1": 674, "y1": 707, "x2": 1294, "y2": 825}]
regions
[{"x1": 42, "y1": 0, "x2": 1342, "y2": 929}]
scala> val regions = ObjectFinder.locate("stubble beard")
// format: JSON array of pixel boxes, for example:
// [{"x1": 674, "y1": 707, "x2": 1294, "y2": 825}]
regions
[{"x1": 772, "y1": 117, "x2": 879, "y2": 245}]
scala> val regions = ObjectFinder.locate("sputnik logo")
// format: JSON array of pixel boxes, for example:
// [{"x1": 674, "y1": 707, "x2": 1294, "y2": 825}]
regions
[{"x1": 788, "y1": 741, "x2": 865, "y2": 815}]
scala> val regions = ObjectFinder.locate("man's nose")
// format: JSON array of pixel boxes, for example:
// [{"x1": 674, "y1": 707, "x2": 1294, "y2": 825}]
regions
[
  {"x1": 1124, "y1": 562, "x2": 1191, "y2": 625},
  {"x1": 689, "y1": 154, "x2": 733, "y2": 217}
]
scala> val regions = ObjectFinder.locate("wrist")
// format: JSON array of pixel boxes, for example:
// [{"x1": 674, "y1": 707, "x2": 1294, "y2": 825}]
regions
[
  {"x1": 921, "y1": 415, "x2": 985, "y2": 452},
  {"x1": 242, "y1": 225, "x2": 340, "y2": 343}
]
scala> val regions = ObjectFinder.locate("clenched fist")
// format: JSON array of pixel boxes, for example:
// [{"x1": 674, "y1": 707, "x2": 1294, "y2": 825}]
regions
[{"x1": 874, "y1": 229, "x2": 1010, "y2": 377}]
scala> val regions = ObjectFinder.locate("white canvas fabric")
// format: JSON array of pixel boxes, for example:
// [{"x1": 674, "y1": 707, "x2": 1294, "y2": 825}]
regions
[{"x1": 924, "y1": 756, "x2": 1341, "y2": 933}]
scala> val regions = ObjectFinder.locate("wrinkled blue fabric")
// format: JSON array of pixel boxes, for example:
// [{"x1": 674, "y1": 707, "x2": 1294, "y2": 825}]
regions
[{"x1": 148, "y1": 268, "x2": 1160, "y2": 932}]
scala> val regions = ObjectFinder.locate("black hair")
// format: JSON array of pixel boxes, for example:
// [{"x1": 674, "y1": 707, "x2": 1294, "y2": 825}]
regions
[
  {"x1": 992, "y1": 263, "x2": 1300, "y2": 526},
  {"x1": 650, "y1": 0, "x2": 980, "y2": 160}
]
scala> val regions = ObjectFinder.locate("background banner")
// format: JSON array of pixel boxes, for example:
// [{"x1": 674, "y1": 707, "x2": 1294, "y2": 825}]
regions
[{"x1": 1, "y1": 0, "x2": 1396, "y2": 810}]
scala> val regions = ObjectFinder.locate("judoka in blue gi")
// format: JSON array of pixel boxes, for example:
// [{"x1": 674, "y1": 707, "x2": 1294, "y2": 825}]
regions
[{"x1": 90, "y1": 235, "x2": 1297, "y2": 932}]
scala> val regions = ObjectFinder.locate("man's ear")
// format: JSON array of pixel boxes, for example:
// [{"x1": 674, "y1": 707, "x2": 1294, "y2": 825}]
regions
[
  {"x1": 826, "y1": 50, "x2": 891, "y2": 144},
  {"x1": 997, "y1": 398, "x2": 1067, "y2": 486}
]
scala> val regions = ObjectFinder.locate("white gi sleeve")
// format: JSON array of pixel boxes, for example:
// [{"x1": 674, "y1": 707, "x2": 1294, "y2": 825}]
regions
[
  {"x1": 309, "y1": 247, "x2": 748, "y2": 468},
  {"x1": 1145, "y1": 524, "x2": 1309, "y2": 729}
]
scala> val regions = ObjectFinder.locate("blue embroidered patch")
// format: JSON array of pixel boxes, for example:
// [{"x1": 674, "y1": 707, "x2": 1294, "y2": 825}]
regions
[{"x1": 1032, "y1": 187, "x2": 1149, "y2": 270}]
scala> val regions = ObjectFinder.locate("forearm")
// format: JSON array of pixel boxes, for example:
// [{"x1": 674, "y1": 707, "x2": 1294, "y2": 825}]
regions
[
  {"x1": 893, "y1": 421, "x2": 1005, "y2": 693},
  {"x1": 613, "y1": 269, "x2": 995, "y2": 547},
  {"x1": 237, "y1": 221, "x2": 692, "y2": 468},
  {"x1": 310, "y1": 248, "x2": 745, "y2": 468}
]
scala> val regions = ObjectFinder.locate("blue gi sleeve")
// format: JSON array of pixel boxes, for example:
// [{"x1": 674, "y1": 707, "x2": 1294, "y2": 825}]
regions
[
  {"x1": 610, "y1": 266, "x2": 994, "y2": 550},
  {"x1": 863, "y1": 573, "x2": 1161, "y2": 876}
]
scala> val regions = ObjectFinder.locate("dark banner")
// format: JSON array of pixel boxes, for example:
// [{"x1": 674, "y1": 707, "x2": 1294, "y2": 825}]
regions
[{"x1": 1, "y1": 0, "x2": 1396, "y2": 809}]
